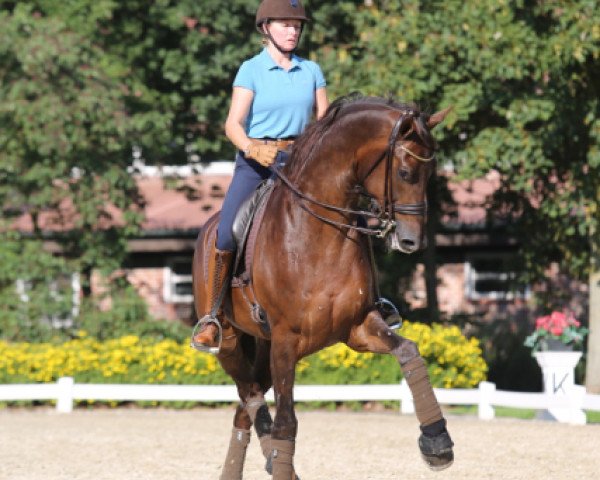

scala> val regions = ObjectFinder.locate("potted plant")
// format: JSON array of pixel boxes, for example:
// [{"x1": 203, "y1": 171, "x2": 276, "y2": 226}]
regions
[
  {"x1": 524, "y1": 310, "x2": 588, "y2": 353},
  {"x1": 524, "y1": 310, "x2": 588, "y2": 424}
]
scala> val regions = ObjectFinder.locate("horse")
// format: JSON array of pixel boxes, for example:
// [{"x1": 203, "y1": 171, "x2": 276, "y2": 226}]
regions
[{"x1": 192, "y1": 95, "x2": 453, "y2": 479}]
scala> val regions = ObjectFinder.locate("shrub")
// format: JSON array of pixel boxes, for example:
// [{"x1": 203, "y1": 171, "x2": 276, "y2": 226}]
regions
[
  {"x1": 0, "y1": 321, "x2": 487, "y2": 390},
  {"x1": 297, "y1": 321, "x2": 487, "y2": 388}
]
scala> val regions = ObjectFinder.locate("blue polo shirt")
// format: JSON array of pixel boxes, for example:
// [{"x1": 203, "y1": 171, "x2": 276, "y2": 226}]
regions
[{"x1": 233, "y1": 48, "x2": 326, "y2": 139}]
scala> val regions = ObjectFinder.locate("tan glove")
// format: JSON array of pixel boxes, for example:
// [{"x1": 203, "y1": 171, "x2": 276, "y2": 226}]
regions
[{"x1": 245, "y1": 142, "x2": 278, "y2": 167}]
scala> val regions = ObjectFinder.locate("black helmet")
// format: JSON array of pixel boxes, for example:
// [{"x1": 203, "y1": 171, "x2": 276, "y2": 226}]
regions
[{"x1": 255, "y1": 0, "x2": 308, "y2": 33}]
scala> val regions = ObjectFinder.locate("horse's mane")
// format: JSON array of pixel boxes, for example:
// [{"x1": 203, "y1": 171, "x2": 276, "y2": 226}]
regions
[{"x1": 286, "y1": 93, "x2": 433, "y2": 178}]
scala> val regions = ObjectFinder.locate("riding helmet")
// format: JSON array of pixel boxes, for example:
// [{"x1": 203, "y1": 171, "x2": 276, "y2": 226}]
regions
[{"x1": 255, "y1": 0, "x2": 308, "y2": 32}]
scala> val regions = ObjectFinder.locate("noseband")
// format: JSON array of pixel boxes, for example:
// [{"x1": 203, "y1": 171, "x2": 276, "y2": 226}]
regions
[{"x1": 272, "y1": 110, "x2": 435, "y2": 238}]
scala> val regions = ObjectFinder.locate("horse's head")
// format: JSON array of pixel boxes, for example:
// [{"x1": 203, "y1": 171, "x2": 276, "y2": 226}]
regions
[{"x1": 360, "y1": 106, "x2": 450, "y2": 254}]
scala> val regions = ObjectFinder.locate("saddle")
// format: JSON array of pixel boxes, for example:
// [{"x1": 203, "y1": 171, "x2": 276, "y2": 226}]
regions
[{"x1": 227, "y1": 180, "x2": 275, "y2": 333}]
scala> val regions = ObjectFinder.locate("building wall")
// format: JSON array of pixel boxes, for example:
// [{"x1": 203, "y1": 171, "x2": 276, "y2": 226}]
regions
[{"x1": 127, "y1": 267, "x2": 176, "y2": 321}]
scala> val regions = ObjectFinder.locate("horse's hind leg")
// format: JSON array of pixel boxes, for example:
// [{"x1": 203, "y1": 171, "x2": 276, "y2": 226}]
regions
[
  {"x1": 220, "y1": 404, "x2": 252, "y2": 480},
  {"x1": 218, "y1": 337, "x2": 275, "y2": 478},
  {"x1": 347, "y1": 311, "x2": 454, "y2": 471}
]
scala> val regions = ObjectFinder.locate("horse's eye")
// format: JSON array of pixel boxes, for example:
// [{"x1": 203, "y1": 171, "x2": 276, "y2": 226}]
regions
[{"x1": 398, "y1": 168, "x2": 410, "y2": 181}]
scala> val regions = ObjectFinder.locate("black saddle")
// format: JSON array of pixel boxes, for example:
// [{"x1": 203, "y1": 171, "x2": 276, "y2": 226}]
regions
[{"x1": 231, "y1": 180, "x2": 274, "y2": 278}]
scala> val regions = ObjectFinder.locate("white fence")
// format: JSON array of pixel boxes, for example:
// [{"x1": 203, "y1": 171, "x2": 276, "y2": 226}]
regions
[{"x1": 1, "y1": 378, "x2": 600, "y2": 425}]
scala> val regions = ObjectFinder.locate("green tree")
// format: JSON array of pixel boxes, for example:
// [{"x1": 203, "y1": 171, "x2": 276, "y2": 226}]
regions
[
  {"x1": 0, "y1": 6, "x2": 158, "y2": 322},
  {"x1": 0, "y1": 233, "x2": 75, "y2": 341},
  {"x1": 314, "y1": 1, "x2": 599, "y2": 389}
]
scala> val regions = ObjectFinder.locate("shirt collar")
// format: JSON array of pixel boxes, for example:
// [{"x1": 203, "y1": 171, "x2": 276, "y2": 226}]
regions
[{"x1": 260, "y1": 48, "x2": 301, "y2": 71}]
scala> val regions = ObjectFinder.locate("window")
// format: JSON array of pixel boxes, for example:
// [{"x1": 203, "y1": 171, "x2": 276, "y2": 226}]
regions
[
  {"x1": 164, "y1": 257, "x2": 193, "y2": 303},
  {"x1": 465, "y1": 254, "x2": 529, "y2": 300},
  {"x1": 16, "y1": 273, "x2": 80, "y2": 328}
]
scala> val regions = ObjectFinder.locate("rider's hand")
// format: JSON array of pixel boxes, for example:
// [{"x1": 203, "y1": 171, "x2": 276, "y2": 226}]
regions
[{"x1": 245, "y1": 143, "x2": 278, "y2": 167}]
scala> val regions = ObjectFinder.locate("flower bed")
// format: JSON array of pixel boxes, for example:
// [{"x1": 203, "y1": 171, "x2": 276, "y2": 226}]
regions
[{"x1": 0, "y1": 322, "x2": 487, "y2": 391}]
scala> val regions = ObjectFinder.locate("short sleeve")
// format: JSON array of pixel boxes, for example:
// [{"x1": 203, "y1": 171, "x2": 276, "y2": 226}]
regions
[
  {"x1": 233, "y1": 61, "x2": 255, "y2": 91},
  {"x1": 312, "y1": 63, "x2": 326, "y2": 89}
]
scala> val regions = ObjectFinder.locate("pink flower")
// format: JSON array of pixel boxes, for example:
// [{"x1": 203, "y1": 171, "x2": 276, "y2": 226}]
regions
[
  {"x1": 550, "y1": 311, "x2": 566, "y2": 326},
  {"x1": 550, "y1": 326, "x2": 564, "y2": 336},
  {"x1": 526, "y1": 310, "x2": 587, "y2": 351},
  {"x1": 536, "y1": 315, "x2": 550, "y2": 329}
]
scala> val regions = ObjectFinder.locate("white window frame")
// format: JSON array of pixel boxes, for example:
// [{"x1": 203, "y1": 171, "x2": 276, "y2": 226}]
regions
[
  {"x1": 163, "y1": 257, "x2": 193, "y2": 303},
  {"x1": 464, "y1": 254, "x2": 530, "y2": 301},
  {"x1": 16, "y1": 273, "x2": 80, "y2": 328}
]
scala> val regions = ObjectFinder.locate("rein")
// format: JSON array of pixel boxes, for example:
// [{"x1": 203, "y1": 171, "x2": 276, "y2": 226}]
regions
[{"x1": 271, "y1": 111, "x2": 434, "y2": 238}]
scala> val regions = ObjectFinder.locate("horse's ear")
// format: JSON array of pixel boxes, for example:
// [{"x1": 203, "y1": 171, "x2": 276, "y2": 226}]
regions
[{"x1": 427, "y1": 106, "x2": 452, "y2": 130}]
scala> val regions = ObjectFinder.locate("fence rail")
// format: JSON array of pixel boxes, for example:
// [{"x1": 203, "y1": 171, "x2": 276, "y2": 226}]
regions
[{"x1": 1, "y1": 378, "x2": 599, "y2": 425}]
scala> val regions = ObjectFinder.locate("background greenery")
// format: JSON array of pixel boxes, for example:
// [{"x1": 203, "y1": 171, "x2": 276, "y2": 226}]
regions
[
  {"x1": 0, "y1": 321, "x2": 487, "y2": 412},
  {"x1": 0, "y1": 1, "x2": 598, "y2": 390}
]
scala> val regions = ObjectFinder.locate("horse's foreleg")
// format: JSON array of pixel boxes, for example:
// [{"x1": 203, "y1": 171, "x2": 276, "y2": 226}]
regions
[
  {"x1": 245, "y1": 392, "x2": 274, "y2": 473},
  {"x1": 269, "y1": 338, "x2": 299, "y2": 480},
  {"x1": 246, "y1": 339, "x2": 275, "y2": 472},
  {"x1": 347, "y1": 311, "x2": 454, "y2": 471}
]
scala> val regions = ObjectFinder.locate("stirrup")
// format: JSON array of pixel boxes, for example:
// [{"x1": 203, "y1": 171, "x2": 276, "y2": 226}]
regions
[
  {"x1": 375, "y1": 297, "x2": 402, "y2": 329},
  {"x1": 190, "y1": 316, "x2": 223, "y2": 354}
]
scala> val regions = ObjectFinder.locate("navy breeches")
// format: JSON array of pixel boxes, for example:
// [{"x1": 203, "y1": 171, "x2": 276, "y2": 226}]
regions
[{"x1": 216, "y1": 150, "x2": 289, "y2": 251}]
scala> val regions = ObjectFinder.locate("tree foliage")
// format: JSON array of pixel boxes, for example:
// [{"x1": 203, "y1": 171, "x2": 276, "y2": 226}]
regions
[
  {"x1": 314, "y1": 0, "x2": 599, "y2": 284},
  {"x1": 0, "y1": 5, "x2": 154, "y2": 276},
  {"x1": 0, "y1": 1, "x2": 598, "y2": 375}
]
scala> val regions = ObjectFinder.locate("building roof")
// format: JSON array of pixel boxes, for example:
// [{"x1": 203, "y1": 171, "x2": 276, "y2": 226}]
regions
[
  {"x1": 11, "y1": 162, "x2": 233, "y2": 236},
  {"x1": 138, "y1": 174, "x2": 231, "y2": 233},
  {"x1": 441, "y1": 170, "x2": 501, "y2": 229},
  {"x1": 13, "y1": 163, "x2": 500, "y2": 236}
]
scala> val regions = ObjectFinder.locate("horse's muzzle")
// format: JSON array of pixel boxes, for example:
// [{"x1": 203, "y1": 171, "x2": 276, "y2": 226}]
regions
[{"x1": 389, "y1": 230, "x2": 423, "y2": 254}]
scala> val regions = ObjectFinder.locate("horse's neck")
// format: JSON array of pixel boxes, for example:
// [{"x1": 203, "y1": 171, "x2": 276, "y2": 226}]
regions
[{"x1": 292, "y1": 117, "x2": 381, "y2": 208}]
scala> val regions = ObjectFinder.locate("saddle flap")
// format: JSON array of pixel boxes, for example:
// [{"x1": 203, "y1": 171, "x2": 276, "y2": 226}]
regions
[{"x1": 231, "y1": 180, "x2": 274, "y2": 275}]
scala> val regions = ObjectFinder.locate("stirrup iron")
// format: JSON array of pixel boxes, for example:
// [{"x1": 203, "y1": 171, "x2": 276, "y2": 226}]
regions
[
  {"x1": 375, "y1": 297, "x2": 402, "y2": 329},
  {"x1": 190, "y1": 316, "x2": 223, "y2": 354}
]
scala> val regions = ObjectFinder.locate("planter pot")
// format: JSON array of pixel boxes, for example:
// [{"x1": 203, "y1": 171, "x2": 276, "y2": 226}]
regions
[
  {"x1": 534, "y1": 350, "x2": 585, "y2": 425},
  {"x1": 539, "y1": 338, "x2": 573, "y2": 352}
]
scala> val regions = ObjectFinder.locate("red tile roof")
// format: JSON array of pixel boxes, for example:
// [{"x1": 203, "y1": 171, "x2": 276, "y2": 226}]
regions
[
  {"x1": 138, "y1": 174, "x2": 231, "y2": 232},
  {"x1": 12, "y1": 168, "x2": 233, "y2": 234},
  {"x1": 12, "y1": 165, "x2": 500, "y2": 234},
  {"x1": 441, "y1": 171, "x2": 500, "y2": 227}
]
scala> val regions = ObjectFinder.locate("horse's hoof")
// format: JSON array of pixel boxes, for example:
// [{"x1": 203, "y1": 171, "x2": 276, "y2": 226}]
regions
[{"x1": 418, "y1": 430, "x2": 454, "y2": 471}]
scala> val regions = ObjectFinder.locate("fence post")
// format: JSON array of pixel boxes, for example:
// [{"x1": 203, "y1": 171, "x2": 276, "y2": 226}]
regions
[
  {"x1": 566, "y1": 385, "x2": 586, "y2": 425},
  {"x1": 56, "y1": 377, "x2": 74, "y2": 413},
  {"x1": 478, "y1": 381, "x2": 496, "y2": 420},
  {"x1": 399, "y1": 379, "x2": 414, "y2": 415}
]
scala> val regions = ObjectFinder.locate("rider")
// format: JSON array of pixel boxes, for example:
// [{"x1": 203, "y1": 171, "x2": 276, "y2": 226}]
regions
[{"x1": 191, "y1": 0, "x2": 329, "y2": 352}]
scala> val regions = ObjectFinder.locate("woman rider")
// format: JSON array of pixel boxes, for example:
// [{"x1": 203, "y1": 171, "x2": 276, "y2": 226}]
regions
[{"x1": 191, "y1": 0, "x2": 329, "y2": 352}]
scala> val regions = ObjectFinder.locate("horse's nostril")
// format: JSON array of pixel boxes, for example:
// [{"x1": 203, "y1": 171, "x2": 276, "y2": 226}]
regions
[{"x1": 400, "y1": 239, "x2": 417, "y2": 252}]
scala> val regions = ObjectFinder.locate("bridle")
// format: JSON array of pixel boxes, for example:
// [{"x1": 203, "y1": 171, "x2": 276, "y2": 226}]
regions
[{"x1": 271, "y1": 110, "x2": 435, "y2": 238}]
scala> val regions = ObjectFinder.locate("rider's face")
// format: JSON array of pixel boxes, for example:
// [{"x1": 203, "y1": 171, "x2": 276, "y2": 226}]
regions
[{"x1": 265, "y1": 19, "x2": 302, "y2": 50}]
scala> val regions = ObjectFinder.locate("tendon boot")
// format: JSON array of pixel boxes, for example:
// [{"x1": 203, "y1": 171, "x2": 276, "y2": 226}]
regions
[
  {"x1": 190, "y1": 248, "x2": 234, "y2": 354},
  {"x1": 219, "y1": 427, "x2": 251, "y2": 480},
  {"x1": 401, "y1": 356, "x2": 454, "y2": 471}
]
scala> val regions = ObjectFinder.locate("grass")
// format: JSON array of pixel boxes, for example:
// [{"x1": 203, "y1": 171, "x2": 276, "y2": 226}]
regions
[
  {"x1": 586, "y1": 410, "x2": 600, "y2": 423},
  {"x1": 445, "y1": 404, "x2": 600, "y2": 423},
  {"x1": 444, "y1": 404, "x2": 535, "y2": 419}
]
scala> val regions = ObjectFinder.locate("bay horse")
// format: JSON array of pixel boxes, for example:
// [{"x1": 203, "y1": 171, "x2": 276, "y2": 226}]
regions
[{"x1": 193, "y1": 95, "x2": 453, "y2": 479}]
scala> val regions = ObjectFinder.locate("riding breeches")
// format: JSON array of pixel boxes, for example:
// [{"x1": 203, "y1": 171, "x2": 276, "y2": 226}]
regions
[{"x1": 216, "y1": 150, "x2": 289, "y2": 252}]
